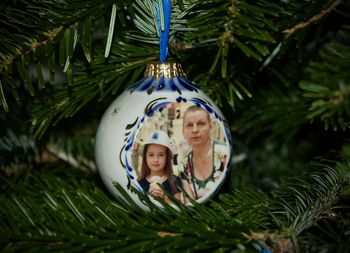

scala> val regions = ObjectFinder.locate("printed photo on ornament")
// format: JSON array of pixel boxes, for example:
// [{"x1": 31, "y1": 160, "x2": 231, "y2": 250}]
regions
[{"x1": 131, "y1": 102, "x2": 230, "y2": 204}]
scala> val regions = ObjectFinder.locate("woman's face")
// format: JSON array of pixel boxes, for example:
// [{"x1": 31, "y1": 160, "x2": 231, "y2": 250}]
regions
[
  {"x1": 183, "y1": 109, "x2": 212, "y2": 148},
  {"x1": 146, "y1": 144, "x2": 167, "y2": 173}
]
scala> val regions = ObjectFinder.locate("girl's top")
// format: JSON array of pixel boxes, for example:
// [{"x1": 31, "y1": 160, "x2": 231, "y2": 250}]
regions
[
  {"x1": 180, "y1": 140, "x2": 228, "y2": 200},
  {"x1": 138, "y1": 176, "x2": 182, "y2": 194}
]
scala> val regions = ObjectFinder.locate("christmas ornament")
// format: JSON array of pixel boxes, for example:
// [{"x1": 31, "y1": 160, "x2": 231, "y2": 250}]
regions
[{"x1": 94, "y1": 0, "x2": 232, "y2": 209}]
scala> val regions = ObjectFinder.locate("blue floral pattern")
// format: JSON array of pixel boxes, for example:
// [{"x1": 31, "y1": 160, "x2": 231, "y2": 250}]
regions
[{"x1": 128, "y1": 76, "x2": 199, "y2": 94}]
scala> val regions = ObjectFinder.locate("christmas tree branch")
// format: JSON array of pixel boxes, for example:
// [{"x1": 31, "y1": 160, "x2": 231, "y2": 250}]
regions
[
  {"x1": 1, "y1": 159, "x2": 349, "y2": 252},
  {"x1": 0, "y1": 27, "x2": 63, "y2": 70},
  {"x1": 272, "y1": 161, "x2": 350, "y2": 236},
  {"x1": 299, "y1": 27, "x2": 350, "y2": 131},
  {"x1": 0, "y1": 0, "x2": 116, "y2": 68},
  {"x1": 283, "y1": 0, "x2": 341, "y2": 38},
  {"x1": 0, "y1": 166, "x2": 258, "y2": 252}
]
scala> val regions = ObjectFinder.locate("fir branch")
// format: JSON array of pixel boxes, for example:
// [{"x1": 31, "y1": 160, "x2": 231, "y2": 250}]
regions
[
  {"x1": 0, "y1": 131, "x2": 40, "y2": 173},
  {"x1": 272, "y1": 161, "x2": 350, "y2": 237},
  {"x1": 217, "y1": 189, "x2": 272, "y2": 229},
  {"x1": 283, "y1": 0, "x2": 341, "y2": 38},
  {"x1": 234, "y1": 86, "x2": 309, "y2": 143},
  {"x1": 45, "y1": 137, "x2": 95, "y2": 172},
  {"x1": 0, "y1": 0, "x2": 133, "y2": 112},
  {"x1": 0, "y1": 0, "x2": 115, "y2": 68},
  {"x1": 1, "y1": 1, "x2": 350, "y2": 252},
  {"x1": 216, "y1": 160, "x2": 350, "y2": 252},
  {"x1": 300, "y1": 212, "x2": 350, "y2": 252},
  {"x1": 0, "y1": 125, "x2": 95, "y2": 173},
  {"x1": 0, "y1": 158, "x2": 349, "y2": 252},
  {"x1": 31, "y1": 41, "x2": 157, "y2": 138},
  {"x1": 0, "y1": 26, "x2": 63, "y2": 70},
  {"x1": 299, "y1": 26, "x2": 350, "y2": 131},
  {"x1": 0, "y1": 166, "x2": 260, "y2": 252}
]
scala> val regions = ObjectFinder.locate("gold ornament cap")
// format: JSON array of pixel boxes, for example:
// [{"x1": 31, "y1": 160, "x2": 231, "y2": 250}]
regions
[{"x1": 144, "y1": 62, "x2": 186, "y2": 79}]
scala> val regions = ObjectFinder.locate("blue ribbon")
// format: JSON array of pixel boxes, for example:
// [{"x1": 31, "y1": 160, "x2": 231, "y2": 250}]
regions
[{"x1": 156, "y1": 0, "x2": 172, "y2": 62}]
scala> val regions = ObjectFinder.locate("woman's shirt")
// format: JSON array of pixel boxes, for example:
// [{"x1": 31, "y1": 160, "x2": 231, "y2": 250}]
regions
[{"x1": 180, "y1": 140, "x2": 227, "y2": 200}]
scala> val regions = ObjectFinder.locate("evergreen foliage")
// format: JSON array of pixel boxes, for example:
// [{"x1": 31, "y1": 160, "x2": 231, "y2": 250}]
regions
[{"x1": 1, "y1": 0, "x2": 350, "y2": 252}]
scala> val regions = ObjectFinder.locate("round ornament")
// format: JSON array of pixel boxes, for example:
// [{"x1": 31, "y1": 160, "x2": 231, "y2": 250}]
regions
[{"x1": 95, "y1": 62, "x2": 232, "y2": 209}]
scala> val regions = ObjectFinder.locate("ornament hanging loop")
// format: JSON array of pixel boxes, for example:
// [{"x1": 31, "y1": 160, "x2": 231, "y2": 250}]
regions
[{"x1": 156, "y1": 0, "x2": 172, "y2": 62}]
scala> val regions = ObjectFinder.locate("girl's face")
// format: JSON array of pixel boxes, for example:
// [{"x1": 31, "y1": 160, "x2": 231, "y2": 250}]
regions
[{"x1": 146, "y1": 144, "x2": 167, "y2": 173}]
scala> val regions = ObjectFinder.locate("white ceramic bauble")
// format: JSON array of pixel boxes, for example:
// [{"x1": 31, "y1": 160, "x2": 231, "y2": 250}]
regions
[{"x1": 95, "y1": 62, "x2": 232, "y2": 210}]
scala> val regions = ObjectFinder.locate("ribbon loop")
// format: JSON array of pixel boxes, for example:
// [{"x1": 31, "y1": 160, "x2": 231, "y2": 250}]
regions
[{"x1": 156, "y1": 0, "x2": 172, "y2": 62}]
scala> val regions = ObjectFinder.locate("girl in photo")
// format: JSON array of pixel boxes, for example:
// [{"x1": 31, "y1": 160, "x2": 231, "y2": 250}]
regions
[{"x1": 137, "y1": 130, "x2": 192, "y2": 203}]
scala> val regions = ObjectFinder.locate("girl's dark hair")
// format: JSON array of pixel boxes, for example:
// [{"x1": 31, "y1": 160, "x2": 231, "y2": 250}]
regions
[{"x1": 138, "y1": 144, "x2": 176, "y2": 193}]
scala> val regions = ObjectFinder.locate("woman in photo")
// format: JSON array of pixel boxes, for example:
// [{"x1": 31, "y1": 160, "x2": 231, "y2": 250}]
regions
[{"x1": 180, "y1": 105, "x2": 228, "y2": 200}]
